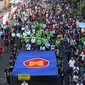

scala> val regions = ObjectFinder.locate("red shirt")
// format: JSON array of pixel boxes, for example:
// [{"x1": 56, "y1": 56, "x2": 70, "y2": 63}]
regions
[
  {"x1": 83, "y1": 48, "x2": 85, "y2": 54},
  {"x1": 32, "y1": 15, "x2": 37, "y2": 20},
  {"x1": 0, "y1": 47, "x2": 3, "y2": 53},
  {"x1": 2, "y1": 38, "x2": 5, "y2": 45},
  {"x1": 28, "y1": 5, "x2": 31, "y2": 9}
]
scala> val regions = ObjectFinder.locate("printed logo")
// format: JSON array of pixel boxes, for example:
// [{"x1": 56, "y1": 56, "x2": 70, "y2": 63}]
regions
[{"x1": 24, "y1": 58, "x2": 49, "y2": 68}]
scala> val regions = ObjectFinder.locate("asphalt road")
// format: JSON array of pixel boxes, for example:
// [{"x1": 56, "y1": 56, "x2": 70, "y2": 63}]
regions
[{"x1": 0, "y1": 49, "x2": 11, "y2": 85}]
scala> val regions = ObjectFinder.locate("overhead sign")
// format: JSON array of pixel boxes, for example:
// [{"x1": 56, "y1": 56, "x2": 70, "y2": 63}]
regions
[{"x1": 18, "y1": 74, "x2": 30, "y2": 80}]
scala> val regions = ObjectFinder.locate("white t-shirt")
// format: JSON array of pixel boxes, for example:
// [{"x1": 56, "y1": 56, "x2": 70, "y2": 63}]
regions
[
  {"x1": 46, "y1": 14, "x2": 48, "y2": 17},
  {"x1": 24, "y1": 17, "x2": 27, "y2": 21},
  {"x1": 76, "y1": 83, "x2": 83, "y2": 85},
  {"x1": 26, "y1": 44, "x2": 31, "y2": 51},
  {"x1": 16, "y1": 33, "x2": 20, "y2": 37},
  {"x1": 76, "y1": 21, "x2": 79, "y2": 28},
  {"x1": 31, "y1": 38, "x2": 36, "y2": 43},
  {"x1": 35, "y1": 6, "x2": 37, "y2": 10},
  {"x1": 75, "y1": 49, "x2": 79, "y2": 55},
  {"x1": 25, "y1": 25, "x2": 28, "y2": 29},
  {"x1": 73, "y1": 75, "x2": 79, "y2": 82},
  {"x1": 21, "y1": 83, "x2": 28, "y2": 85},
  {"x1": 11, "y1": 33, "x2": 15, "y2": 37},
  {"x1": 21, "y1": 27, "x2": 25, "y2": 31},
  {"x1": 23, "y1": 32, "x2": 27, "y2": 37},
  {"x1": 84, "y1": 41, "x2": 85, "y2": 45},
  {"x1": 73, "y1": 66, "x2": 79, "y2": 74},
  {"x1": 43, "y1": 24, "x2": 46, "y2": 28},
  {"x1": 0, "y1": 31, "x2": 3, "y2": 36},
  {"x1": 53, "y1": 24, "x2": 55, "y2": 28},
  {"x1": 40, "y1": 46, "x2": 45, "y2": 51},
  {"x1": 80, "y1": 53, "x2": 85, "y2": 61},
  {"x1": 26, "y1": 30, "x2": 31, "y2": 35},
  {"x1": 70, "y1": 39, "x2": 75, "y2": 46},
  {"x1": 42, "y1": 46, "x2": 46, "y2": 51},
  {"x1": 51, "y1": 45, "x2": 55, "y2": 50},
  {"x1": 32, "y1": 29, "x2": 35, "y2": 34},
  {"x1": 45, "y1": 42, "x2": 50, "y2": 48},
  {"x1": 69, "y1": 59, "x2": 75, "y2": 68},
  {"x1": 3, "y1": 25, "x2": 6, "y2": 29}
]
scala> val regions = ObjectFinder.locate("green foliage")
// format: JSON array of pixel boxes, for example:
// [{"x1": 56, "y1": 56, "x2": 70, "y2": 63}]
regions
[
  {"x1": 72, "y1": 3, "x2": 85, "y2": 18},
  {"x1": 81, "y1": 4, "x2": 85, "y2": 18},
  {"x1": 72, "y1": 9, "x2": 80, "y2": 15}
]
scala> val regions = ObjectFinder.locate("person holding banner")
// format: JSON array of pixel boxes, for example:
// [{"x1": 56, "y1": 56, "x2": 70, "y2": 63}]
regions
[{"x1": 21, "y1": 80, "x2": 28, "y2": 85}]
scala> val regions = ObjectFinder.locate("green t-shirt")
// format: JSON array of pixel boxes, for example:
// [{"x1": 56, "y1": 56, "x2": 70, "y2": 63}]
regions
[
  {"x1": 78, "y1": 44, "x2": 82, "y2": 51},
  {"x1": 39, "y1": 23, "x2": 44, "y2": 29},
  {"x1": 81, "y1": 37, "x2": 85, "y2": 43},
  {"x1": 32, "y1": 25, "x2": 36, "y2": 29},
  {"x1": 19, "y1": 34, "x2": 23, "y2": 39},
  {"x1": 24, "y1": 37, "x2": 30, "y2": 43},
  {"x1": 45, "y1": 30, "x2": 49, "y2": 35},
  {"x1": 56, "y1": 40, "x2": 61, "y2": 46},
  {"x1": 37, "y1": 30, "x2": 42, "y2": 36},
  {"x1": 30, "y1": 34, "x2": 33, "y2": 38},
  {"x1": 34, "y1": 21, "x2": 38, "y2": 25},
  {"x1": 36, "y1": 39, "x2": 41, "y2": 45},
  {"x1": 47, "y1": 36, "x2": 50, "y2": 41},
  {"x1": 42, "y1": 38, "x2": 48, "y2": 45},
  {"x1": 49, "y1": 31, "x2": 53, "y2": 37}
]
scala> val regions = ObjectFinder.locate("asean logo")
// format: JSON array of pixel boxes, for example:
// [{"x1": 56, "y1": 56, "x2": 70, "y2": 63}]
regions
[{"x1": 24, "y1": 58, "x2": 49, "y2": 68}]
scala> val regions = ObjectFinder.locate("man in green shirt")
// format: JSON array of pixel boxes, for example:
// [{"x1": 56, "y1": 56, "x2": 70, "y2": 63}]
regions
[
  {"x1": 36, "y1": 39, "x2": 42, "y2": 45},
  {"x1": 56, "y1": 40, "x2": 61, "y2": 46},
  {"x1": 42, "y1": 38, "x2": 48, "y2": 45}
]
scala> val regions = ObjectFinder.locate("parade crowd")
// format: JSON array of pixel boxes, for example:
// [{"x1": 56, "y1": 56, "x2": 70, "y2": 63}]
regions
[{"x1": 0, "y1": 0, "x2": 84, "y2": 85}]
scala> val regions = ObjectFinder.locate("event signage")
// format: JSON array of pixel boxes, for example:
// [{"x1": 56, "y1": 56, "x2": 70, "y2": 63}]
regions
[
  {"x1": 11, "y1": 51, "x2": 58, "y2": 76},
  {"x1": 18, "y1": 74, "x2": 30, "y2": 80}
]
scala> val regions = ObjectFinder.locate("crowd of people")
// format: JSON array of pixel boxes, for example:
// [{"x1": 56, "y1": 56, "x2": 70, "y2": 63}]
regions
[{"x1": 0, "y1": 0, "x2": 84, "y2": 85}]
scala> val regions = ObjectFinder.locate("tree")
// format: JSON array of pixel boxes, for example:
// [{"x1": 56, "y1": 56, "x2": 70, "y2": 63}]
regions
[{"x1": 81, "y1": 4, "x2": 85, "y2": 18}]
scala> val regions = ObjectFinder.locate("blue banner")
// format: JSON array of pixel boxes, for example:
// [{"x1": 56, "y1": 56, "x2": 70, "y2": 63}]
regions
[
  {"x1": 11, "y1": 51, "x2": 58, "y2": 76},
  {"x1": 78, "y1": 22, "x2": 85, "y2": 28}
]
